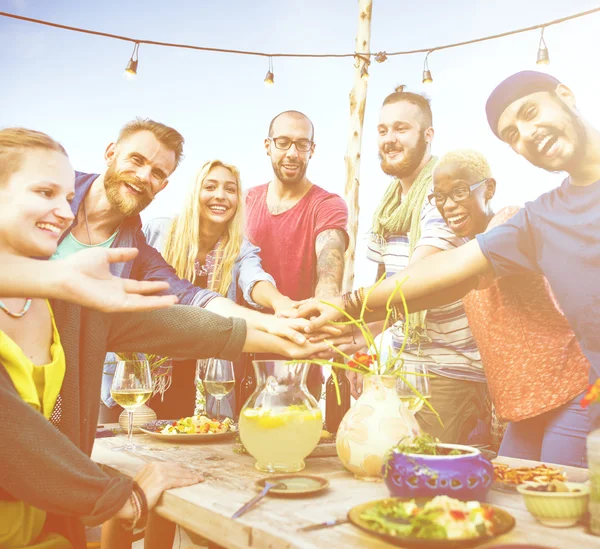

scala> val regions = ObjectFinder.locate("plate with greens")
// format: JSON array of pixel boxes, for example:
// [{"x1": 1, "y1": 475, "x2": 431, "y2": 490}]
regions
[{"x1": 348, "y1": 496, "x2": 515, "y2": 548}]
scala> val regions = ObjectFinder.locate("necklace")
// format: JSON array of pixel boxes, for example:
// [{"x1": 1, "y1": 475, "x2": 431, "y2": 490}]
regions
[
  {"x1": 82, "y1": 198, "x2": 93, "y2": 245},
  {"x1": 0, "y1": 298, "x2": 32, "y2": 318}
]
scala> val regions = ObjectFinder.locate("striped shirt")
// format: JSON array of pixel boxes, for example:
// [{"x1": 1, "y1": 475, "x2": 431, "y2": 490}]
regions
[{"x1": 367, "y1": 198, "x2": 484, "y2": 382}]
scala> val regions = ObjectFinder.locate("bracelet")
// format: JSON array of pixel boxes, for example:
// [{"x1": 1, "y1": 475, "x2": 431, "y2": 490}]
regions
[
  {"x1": 358, "y1": 287, "x2": 373, "y2": 313},
  {"x1": 122, "y1": 492, "x2": 141, "y2": 531},
  {"x1": 391, "y1": 304, "x2": 404, "y2": 324},
  {"x1": 132, "y1": 481, "x2": 149, "y2": 530}
]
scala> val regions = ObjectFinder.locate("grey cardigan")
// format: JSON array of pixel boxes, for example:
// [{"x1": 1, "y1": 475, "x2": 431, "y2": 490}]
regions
[{"x1": 0, "y1": 301, "x2": 245, "y2": 548}]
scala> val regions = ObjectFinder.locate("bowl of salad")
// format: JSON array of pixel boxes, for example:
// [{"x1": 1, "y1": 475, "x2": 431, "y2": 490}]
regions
[{"x1": 349, "y1": 495, "x2": 515, "y2": 548}]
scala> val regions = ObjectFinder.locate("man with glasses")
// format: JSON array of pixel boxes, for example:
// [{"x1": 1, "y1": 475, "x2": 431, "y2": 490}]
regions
[
  {"x1": 363, "y1": 87, "x2": 486, "y2": 444},
  {"x1": 245, "y1": 110, "x2": 348, "y2": 399}
]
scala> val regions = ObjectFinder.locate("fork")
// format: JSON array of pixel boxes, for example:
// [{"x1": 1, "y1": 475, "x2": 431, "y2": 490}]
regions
[{"x1": 231, "y1": 481, "x2": 283, "y2": 518}]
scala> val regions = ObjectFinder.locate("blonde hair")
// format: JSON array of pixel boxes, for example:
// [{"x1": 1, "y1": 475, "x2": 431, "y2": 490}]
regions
[
  {"x1": 162, "y1": 160, "x2": 243, "y2": 296},
  {"x1": 0, "y1": 128, "x2": 67, "y2": 186},
  {"x1": 434, "y1": 149, "x2": 492, "y2": 181}
]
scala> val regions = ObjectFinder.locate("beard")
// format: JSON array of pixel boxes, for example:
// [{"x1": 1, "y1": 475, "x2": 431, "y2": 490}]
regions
[
  {"x1": 525, "y1": 100, "x2": 588, "y2": 174},
  {"x1": 272, "y1": 157, "x2": 308, "y2": 186},
  {"x1": 103, "y1": 163, "x2": 154, "y2": 216},
  {"x1": 379, "y1": 132, "x2": 428, "y2": 179}
]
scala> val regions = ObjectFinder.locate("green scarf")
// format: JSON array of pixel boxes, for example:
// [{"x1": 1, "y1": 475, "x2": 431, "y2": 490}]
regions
[{"x1": 371, "y1": 156, "x2": 438, "y2": 346}]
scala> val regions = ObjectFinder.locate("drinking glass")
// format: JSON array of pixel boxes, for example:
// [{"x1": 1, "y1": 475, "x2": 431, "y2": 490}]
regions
[
  {"x1": 396, "y1": 363, "x2": 431, "y2": 414},
  {"x1": 110, "y1": 358, "x2": 152, "y2": 451},
  {"x1": 203, "y1": 359, "x2": 235, "y2": 420}
]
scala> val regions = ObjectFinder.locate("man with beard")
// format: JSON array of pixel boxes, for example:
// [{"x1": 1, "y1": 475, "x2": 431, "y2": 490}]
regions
[
  {"x1": 52, "y1": 118, "x2": 316, "y2": 420},
  {"x1": 300, "y1": 71, "x2": 600, "y2": 432},
  {"x1": 245, "y1": 110, "x2": 348, "y2": 399},
  {"x1": 364, "y1": 87, "x2": 486, "y2": 444}
]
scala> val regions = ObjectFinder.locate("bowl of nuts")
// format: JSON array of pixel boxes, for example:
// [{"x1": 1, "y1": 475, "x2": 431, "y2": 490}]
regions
[{"x1": 517, "y1": 480, "x2": 589, "y2": 527}]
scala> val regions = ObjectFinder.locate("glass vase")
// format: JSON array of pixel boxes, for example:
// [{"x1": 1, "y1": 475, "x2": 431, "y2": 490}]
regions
[{"x1": 239, "y1": 360, "x2": 322, "y2": 473}]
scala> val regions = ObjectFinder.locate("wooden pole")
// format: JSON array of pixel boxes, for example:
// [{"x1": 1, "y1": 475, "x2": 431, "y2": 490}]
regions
[{"x1": 343, "y1": 0, "x2": 373, "y2": 292}]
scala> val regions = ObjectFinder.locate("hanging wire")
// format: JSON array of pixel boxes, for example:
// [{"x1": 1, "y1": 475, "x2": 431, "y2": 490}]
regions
[{"x1": 0, "y1": 7, "x2": 598, "y2": 60}]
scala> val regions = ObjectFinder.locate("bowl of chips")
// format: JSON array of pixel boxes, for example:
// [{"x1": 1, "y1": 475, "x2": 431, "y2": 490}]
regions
[{"x1": 517, "y1": 480, "x2": 589, "y2": 527}]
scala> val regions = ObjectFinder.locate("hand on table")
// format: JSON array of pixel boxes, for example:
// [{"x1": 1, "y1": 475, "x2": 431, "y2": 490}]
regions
[{"x1": 116, "y1": 462, "x2": 204, "y2": 521}]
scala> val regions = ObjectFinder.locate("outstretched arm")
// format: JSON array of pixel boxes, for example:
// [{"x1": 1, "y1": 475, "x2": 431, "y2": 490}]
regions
[
  {"x1": 299, "y1": 239, "x2": 489, "y2": 331},
  {"x1": 1, "y1": 248, "x2": 177, "y2": 312}
]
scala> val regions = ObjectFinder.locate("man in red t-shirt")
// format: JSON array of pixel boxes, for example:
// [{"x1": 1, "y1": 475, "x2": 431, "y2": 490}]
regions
[{"x1": 246, "y1": 110, "x2": 348, "y2": 398}]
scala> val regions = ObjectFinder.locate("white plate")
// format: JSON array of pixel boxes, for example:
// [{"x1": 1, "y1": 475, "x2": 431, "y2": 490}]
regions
[{"x1": 139, "y1": 419, "x2": 236, "y2": 443}]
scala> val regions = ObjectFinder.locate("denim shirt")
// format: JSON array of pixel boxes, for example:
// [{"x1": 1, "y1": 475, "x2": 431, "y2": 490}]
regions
[
  {"x1": 143, "y1": 216, "x2": 276, "y2": 307},
  {"x1": 68, "y1": 173, "x2": 221, "y2": 308},
  {"x1": 101, "y1": 215, "x2": 276, "y2": 408},
  {"x1": 69, "y1": 173, "x2": 223, "y2": 408}
]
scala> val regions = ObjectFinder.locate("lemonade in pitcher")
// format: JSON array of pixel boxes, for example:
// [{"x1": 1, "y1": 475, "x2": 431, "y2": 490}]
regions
[{"x1": 239, "y1": 361, "x2": 322, "y2": 473}]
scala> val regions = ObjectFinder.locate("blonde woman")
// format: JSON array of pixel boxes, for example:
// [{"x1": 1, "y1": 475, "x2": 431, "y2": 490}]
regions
[{"x1": 140, "y1": 160, "x2": 296, "y2": 418}]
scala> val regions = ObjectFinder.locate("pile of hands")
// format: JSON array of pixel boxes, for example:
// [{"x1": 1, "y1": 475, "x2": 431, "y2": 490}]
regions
[
  {"x1": 267, "y1": 296, "x2": 366, "y2": 399},
  {"x1": 52, "y1": 248, "x2": 365, "y2": 396}
]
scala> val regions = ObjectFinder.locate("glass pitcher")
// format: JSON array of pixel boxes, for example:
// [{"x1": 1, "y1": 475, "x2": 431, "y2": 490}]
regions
[{"x1": 239, "y1": 360, "x2": 322, "y2": 473}]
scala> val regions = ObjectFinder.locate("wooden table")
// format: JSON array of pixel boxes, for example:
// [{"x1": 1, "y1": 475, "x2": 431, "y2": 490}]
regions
[{"x1": 92, "y1": 431, "x2": 595, "y2": 548}]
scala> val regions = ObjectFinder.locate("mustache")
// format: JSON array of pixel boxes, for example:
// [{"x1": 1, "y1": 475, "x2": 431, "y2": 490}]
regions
[
  {"x1": 119, "y1": 174, "x2": 154, "y2": 200},
  {"x1": 382, "y1": 144, "x2": 403, "y2": 154}
]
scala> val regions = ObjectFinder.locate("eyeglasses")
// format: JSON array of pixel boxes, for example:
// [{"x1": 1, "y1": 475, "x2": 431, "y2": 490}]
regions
[
  {"x1": 427, "y1": 178, "x2": 488, "y2": 207},
  {"x1": 268, "y1": 137, "x2": 313, "y2": 152}
]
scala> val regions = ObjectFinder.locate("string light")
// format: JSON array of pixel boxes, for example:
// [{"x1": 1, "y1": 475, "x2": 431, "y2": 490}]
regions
[
  {"x1": 1, "y1": 7, "x2": 599, "y2": 83},
  {"x1": 422, "y1": 51, "x2": 433, "y2": 84},
  {"x1": 536, "y1": 27, "x2": 550, "y2": 65},
  {"x1": 125, "y1": 42, "x2": 139, "y2": 76},
  {"x1": 264, "y1": 57, "x2": 274, "y2": 85}
]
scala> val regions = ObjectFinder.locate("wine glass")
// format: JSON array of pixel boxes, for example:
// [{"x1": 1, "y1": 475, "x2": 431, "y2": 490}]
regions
[
  {"x1": 203, "y1": 359, "x2": 235, "y2": 421},
  {"x1": 396, "y1": 363, "x2": 431, "y2": 414},
  {"x1": 110, "y1": 358, "x2": 152, "y2": 451}
]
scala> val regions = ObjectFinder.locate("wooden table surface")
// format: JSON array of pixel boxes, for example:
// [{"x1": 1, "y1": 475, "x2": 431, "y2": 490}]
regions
[{"x1": 92, "y1": 430, "x2": 595, "y2": 549}]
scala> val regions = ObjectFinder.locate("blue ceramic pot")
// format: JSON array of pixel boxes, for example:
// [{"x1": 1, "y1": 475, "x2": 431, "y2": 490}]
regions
[{"x1": 383, "y1": 444, "x2": 493, "y2": 501}]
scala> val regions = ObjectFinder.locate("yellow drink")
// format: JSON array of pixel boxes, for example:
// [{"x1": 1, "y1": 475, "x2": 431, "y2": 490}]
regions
[
  {"x1": 239, "y1": 406, "x2": 322, "y2": 472},
  {"x1": 204, "y1": 380, "x2": 235, "y2": 398},
  {"x1": 111, "y1": 389, "x2": 152, "y2": 409},
  {"x1": 400, "y1": 395, "x2": 429, "y2": 413}
]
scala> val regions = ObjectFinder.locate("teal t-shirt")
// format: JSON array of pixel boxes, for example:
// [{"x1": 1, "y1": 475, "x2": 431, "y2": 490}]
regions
[{"x1": 51, "y1": 231, "x2": 118, "y2": 260}]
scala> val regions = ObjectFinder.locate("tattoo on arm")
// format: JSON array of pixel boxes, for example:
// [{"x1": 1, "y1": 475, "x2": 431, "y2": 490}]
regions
[{"x1": 314, "y1": 229, "x2": 346, "y2": 297}]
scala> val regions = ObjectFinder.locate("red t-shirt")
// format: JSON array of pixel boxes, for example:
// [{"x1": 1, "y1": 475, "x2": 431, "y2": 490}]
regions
[{"x1": 245, "y1": 183, "x2": 348, "y2": 301}]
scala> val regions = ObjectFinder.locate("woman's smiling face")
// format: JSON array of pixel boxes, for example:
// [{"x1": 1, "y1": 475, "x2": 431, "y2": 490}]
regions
[
  {"x1": 0, "y1": 148, "x2": 75, "y2": 258},
  {"x1": 198, "y1": 165, "x2": 239, "y2": 228}
]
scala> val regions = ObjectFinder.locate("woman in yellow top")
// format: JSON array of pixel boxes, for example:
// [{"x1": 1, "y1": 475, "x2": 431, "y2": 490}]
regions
[{"x1": 0, "y1": 129, "x2": 328, "y2": 548}]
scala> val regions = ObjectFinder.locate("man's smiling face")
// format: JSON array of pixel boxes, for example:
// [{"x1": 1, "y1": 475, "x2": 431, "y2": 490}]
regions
[{"x1": 497, "y1": 88, "x2": 588, "y2": 174}]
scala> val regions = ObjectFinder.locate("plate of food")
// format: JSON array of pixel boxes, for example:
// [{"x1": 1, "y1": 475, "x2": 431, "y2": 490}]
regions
[
  {"x1": 492, "y1": 463, "x2": 567, "y2": 492},
  {"x1": 139, "y1": 415, "x2": 237, "y2": 442},
  {"x1": 348, "y1": 496, "x2": 515, "y2": 548}
]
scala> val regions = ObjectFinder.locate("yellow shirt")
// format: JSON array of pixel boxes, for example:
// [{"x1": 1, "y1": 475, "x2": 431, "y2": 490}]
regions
[{"x1": 0, "y1": 301, "x2": 72, "y2": 549}]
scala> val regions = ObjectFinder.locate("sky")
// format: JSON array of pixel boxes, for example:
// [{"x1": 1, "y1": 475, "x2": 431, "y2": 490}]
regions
[{"x1": 1, "y1": 0, "x2": 599, "y2": 286}]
